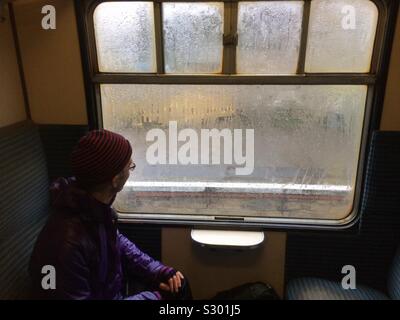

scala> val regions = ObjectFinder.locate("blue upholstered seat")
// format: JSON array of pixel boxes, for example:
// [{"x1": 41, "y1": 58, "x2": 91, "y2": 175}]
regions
[
  {"x1": 287, "y1": 245, "x2": 400, "y2": 300},
  {"x1": 0, "y1": 121, "x2": 49, "y2": 299},
  {"x1": 286, "y1": 131, "x2": 400, "y2": 300},
  {"x1": 286, "y1": 277, "x2": 390, "y2": 300},
  {"x1": 387, "y1": 247, "x2": 400, "y2": 300}
]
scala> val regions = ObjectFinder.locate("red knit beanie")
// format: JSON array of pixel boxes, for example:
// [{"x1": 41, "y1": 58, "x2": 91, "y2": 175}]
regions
[{"x1": 71, "y1": 129, "x2": 132, "y2": 188}]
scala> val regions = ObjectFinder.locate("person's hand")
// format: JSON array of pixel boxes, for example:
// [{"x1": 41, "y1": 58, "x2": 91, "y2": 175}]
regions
[{"x1": 159, "y1": 271, "x2": 184, "y2": 293}]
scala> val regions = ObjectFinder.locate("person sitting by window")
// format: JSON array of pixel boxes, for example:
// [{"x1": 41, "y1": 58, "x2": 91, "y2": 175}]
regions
[{"x1": 29, "y1": 129, "x2": 191, "y2": 300}]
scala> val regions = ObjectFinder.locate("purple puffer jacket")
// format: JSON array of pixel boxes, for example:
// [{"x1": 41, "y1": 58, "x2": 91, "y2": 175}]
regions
[{"x1": 29, "y1": 177, "x2": 175, "y2": 300}]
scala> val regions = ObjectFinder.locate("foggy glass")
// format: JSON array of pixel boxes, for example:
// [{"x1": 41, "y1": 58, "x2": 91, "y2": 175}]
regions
[
  {"x1": 163, "y1": 2, "x2": 224, "y2": 73},
  {"x1": 93, "y1": 2, "x2": 156, "y2": 72},
  {"x1": 305, "y1": 0, "x2": 378, "y2": 73},
  {"x1": 101, "y1": 84, "x2": 367, "y2": 220},
  {"x1": 237, "y1": 1, "x2": 303, "y2": 74}
]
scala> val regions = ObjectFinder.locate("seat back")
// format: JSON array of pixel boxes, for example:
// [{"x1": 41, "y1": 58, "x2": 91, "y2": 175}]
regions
[
  {"x1": 0, "y1": 121, "x2": 49, "y2": 299},
  {"x1": 361, "y1": 131, "x2": 400, "y2": 296},
  {"x1": 361, "y1": 131, "x2": 400, "y2": 299},
  {"x1": 359, "y1": 131, "x2": 400, "y2": 238}
]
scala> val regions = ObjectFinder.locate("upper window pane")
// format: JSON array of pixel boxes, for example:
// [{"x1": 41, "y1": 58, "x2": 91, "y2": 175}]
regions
[
  {"x1": 93, "y1": 2, "x2": 156, "y2": 72},
  {"x1": 305, "y1": 0, "x2": 378, "y2": 73},
  {"x1": 162, "y1": 2, "x2": 224, "y2": 74},
  {"x1": 237, "y1": 1, "x2": 303, "y2": 74}
]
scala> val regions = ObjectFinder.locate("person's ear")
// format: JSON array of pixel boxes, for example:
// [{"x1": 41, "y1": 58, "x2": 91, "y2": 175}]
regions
[{"x1": 111, "y1": 174, "x2": 120, "y2": 189}]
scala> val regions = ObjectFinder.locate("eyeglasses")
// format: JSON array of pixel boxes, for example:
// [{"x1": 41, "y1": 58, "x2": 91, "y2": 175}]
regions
[{"x1": 129, "y1": 162, "x2": 136, "y2": 171}]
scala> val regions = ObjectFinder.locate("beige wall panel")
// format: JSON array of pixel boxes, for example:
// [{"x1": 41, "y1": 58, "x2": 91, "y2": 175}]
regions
[
  {"x1": 0, "y1": 5, "x2": 26, "y2": 128},
  {"x1": 381, "y1": 6, "x2": 400, "y2": 130},
  {"x1": 13, "y1": 0, "x2": 87, "y2": 125},
  {"x1": 162, "y1": 228, "x2": 286, "y2": 299}
]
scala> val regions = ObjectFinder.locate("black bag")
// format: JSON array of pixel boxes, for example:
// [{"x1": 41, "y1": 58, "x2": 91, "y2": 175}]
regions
[{"x1": 211, "y1": 282, "x2": 280, "y2": 300}]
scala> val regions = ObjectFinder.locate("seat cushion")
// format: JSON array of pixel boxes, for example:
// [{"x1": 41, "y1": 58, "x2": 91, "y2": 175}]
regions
[
  {"x1": 0, "y1": 215, "x2": 48, "y2": 299},
  {"x1": 286, "y1": 277, "x2": 389, "y2": 300},
  {"x1": 388, "y1": 247, "x2": 400, "y2": 300}
]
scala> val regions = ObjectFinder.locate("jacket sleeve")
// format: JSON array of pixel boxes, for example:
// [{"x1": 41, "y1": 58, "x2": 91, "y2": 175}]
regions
[
  {"x1": 53, "y1": 240, "x2": 93, "y2": 300},
  {"x1": 124, "y1": 291, "x2": 162, "y2": 300},
  {"x1": 56, "y1": 241, "x2": 163, "y2": 300},
  {"x1": 117, "y1": 231, "x2": 175, "y2": 283}
]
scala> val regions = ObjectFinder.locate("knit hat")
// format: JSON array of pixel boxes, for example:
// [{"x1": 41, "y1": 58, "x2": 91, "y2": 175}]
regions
[{"x1": 71, "y1": 129, "x2": 132, "y2": 188}]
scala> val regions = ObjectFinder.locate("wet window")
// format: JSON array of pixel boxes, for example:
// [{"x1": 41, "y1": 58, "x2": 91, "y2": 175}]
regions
[
  {"x1": 94, "y1": 2, "x2": 156, "y2": 72},
  {"x1": 163, "y1": 2, "x2": 224, "y2": 73},
  {"x1": 90, "y1": 1, "x2": 382, "y2": 226},
  {"x1": 237, "y1": 1, "x2": 303, "y2": 74},
  {"x1": 101, "y1": 84, "x2": 366, "y2": 220},
  {"x1": 305, "y1": 0, "x2": 378, "y2": 73}
]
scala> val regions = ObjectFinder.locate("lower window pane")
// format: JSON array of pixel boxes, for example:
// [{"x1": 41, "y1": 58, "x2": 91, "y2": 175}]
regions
[{"x1": 101, "y1": 84, "x2": 367, "y2": 222}]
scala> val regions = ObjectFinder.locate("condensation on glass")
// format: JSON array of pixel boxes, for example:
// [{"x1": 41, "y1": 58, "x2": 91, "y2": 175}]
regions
[
  {"x1": 237, "y1": 1, "x2": 303, "y2": 74},
  {"x1": 162, "y1": 2, "x2": 224, "y2": 74},
  {"x1": 101, "y1": 84, "x2": 367, "y2": 220},
  {"x1": 305, "y1": 0, "x2": 378, "y2": 73},
  {"x1": 93, "y1": 2, "x2": 156, "y2": 72}
]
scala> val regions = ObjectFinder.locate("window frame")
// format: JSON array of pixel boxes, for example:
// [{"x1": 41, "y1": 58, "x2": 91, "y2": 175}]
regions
[{"x1": 75, "y1": 0, "x2": 399, "y2": 230}]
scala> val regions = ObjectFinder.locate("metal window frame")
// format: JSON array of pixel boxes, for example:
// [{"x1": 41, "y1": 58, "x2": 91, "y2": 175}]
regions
[{"x1": 75, "y1": 0, "x2": 399, "y2": 231}]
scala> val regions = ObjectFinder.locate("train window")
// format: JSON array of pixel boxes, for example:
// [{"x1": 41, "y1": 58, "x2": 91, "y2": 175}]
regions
[
  {"x1": 237, "y1": 1, "x2": 303, "y2": 74},
  {"x1": 305, "y1": 0, "x2": 378, "y2": 73},
  {"x1": 102, "y1": 84, "x2": 366, "y2": 221},
  {"x1": 83, "y1": 0, "x2": 387, "y2": 228},
  {"x1": 93, "y1": 2, "x2": 156, "y2": 72},
  {"x1": 163, "y1": 2, "x2": 224, "y2": 73}
]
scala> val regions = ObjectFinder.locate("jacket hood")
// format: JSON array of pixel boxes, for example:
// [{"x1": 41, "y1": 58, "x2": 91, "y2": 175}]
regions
[{"x1": 50, "y1": 177, "x2": 117, "y2": 222}]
